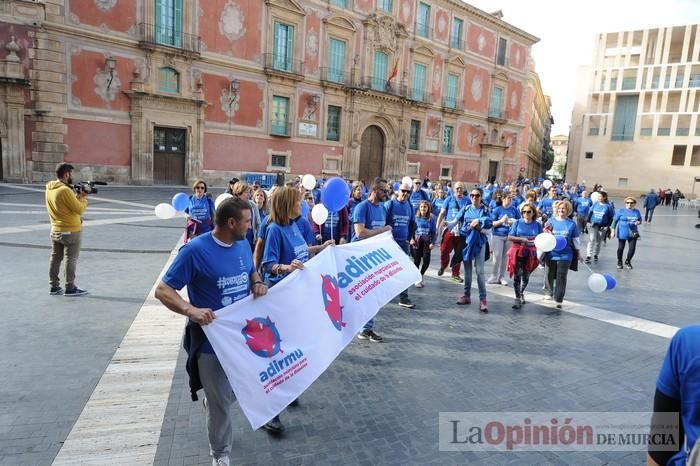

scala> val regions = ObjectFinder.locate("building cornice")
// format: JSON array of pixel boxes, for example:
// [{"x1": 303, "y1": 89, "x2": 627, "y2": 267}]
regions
[{"x1": 447, "y1": 0, "x2": 539, "y2": 45}]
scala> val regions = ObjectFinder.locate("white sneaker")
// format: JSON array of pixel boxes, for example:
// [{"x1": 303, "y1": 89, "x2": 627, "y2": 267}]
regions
[
  {"x1": 544, "y1": 295, "x2": 553, "y2": 301},
  {"x1": 414, "y1": 280, "x2": 424, "y2": 288},
  {"x1": 499, "y1": 278, "x2": 509, "y2": 286},
  {"x1": 213, "y1": 456, "x2": 230, "y2": 466},
  {"x1": 486, "y1": 277, "x2": 499, "y2": 284}
]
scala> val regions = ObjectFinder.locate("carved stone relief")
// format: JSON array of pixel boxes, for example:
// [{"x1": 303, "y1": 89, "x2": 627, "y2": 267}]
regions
[{"x1": 219, "y1": 0, "x2": 246, "y2": 43}]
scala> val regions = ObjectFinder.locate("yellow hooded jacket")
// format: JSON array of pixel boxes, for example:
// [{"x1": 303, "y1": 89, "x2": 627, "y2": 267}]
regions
[{"x1": 45, "y1": 180, "x2": 88, "y2": 232}]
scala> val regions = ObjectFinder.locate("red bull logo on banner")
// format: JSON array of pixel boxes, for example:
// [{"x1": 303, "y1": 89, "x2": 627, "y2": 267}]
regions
[{"x1": 321, "y1": 274, "x2": 346, "y2": 331}]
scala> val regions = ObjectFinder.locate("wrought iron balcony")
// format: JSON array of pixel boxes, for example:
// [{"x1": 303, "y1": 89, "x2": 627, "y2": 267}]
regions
[
  {"x1": 415, "y1": 22, "x2": 432, "y2": 39},
  {"x1": 408, "y1": 88, "x2": 433, "y2": 105},
  {"x1": 442, "y1": 143, "x2": 454, "y2": 154},
  {"x1": 270, "y1": 121, "x2": 292, "y2": 137},
  {"x1": 356, "y1": 76, "x2": 407, "y2": 98},
  {"x1": 263, "y1": 53, "x2": 305, "y2": 78},
  {"x1": 320, "y1": 67, "x2": 353, "y2": 87},
  {"x1": 488, "y1": 107, "x2": 506, "y2": 121},
  {"x1": 137, "y1": 23, "x2": 201, "y2": 55},
  {"x1": 442, "y1": 96, "x2": 463, "y2": 112}
]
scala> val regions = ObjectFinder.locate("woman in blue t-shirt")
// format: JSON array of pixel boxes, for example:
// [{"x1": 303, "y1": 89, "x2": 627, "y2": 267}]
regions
[
  {"x1": 253, "y1": 189, "x2": 269, "y2": 222},
  {"x1": 506, "y1": 202, "x2": 543, "y2": 309},
  {"x1": 611, "y1": 196, "x2": 643, "y2": 269},
  {"x1": 543, "y1": 200, "x2": 582, "y2": 309},
  {"x1": 346, "y1": 181, "x2": 364, "y2": 242},
  {"x1": 431, "y1": 183, "x2": 447, "y2": 219},
  {"x1": 184, "y1": 179, "x2": 214, "y2": 242},
  {"x1": 411, "y1": 201, "x2": 437, "y2": 288}
]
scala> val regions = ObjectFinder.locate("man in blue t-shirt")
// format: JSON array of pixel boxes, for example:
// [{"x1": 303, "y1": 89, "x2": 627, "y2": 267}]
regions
[
  {"x1": 352, "y1": 179, "x2": 392, "y2": 343},
  {"x1": 435, "y1": 182, "x2": 468, "y2": 282},
  {"x1": 585, "y1": 191, "x2": 615, "y2": 264},
  {"x1": 386, "y1": 183, "x2": 417, "y2": 309},
  {"x1": 649, "y1": 325, "x2": 700, "y2": 466},
  {"x1": 573, "y1": 190, "x2": 592, "y2": 234},
  {"x1": 155, "y1": 198, "x2": 271, "y2": 457},
  {"x1": 409, "y1": 178, "x2": 431, "y2": 213}
]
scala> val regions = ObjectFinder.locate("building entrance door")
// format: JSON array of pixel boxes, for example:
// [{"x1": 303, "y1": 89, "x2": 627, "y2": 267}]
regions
[
  {"x1": 488, "y1": 161, "x2": 499, "y2": 183},
  {"x1": 359, "y1": 125, "x2": 384, "y2": 182},
  {"x1": 153, "y1": 127, "x2": 186, "y2": 185}
]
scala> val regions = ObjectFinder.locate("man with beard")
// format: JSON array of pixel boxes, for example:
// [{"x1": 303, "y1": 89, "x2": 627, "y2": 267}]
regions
[
  {"x1": 45, "y1": 163, "x2": 89, "y2": 296},
  {"x1": 155, "y1": 197, "x2": 268, "y2": 465}
]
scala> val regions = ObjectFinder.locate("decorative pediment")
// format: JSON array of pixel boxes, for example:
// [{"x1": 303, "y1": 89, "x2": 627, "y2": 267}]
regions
[
  {"x1": 492, "y1": 70, "x2": 509, "y2": 83},
  {"x1": 412, "y1": 45, "x2": 435, "y2": 59},
  {"x1": 364, "y1": 13, "x2": 408, "y2": 52},
  {"x1": 324, "y1": 15, "x2": 356, "y2": 32},
  {"x1": 265, "y1": 0, "x2": 306, "y2": 17},
  {"x1": 446, "y1": 55, "x2": 466, "y2": 67}
]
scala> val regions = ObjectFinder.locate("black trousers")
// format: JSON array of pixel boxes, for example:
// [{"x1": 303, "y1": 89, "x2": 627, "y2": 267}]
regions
[
  {"x1": 617, "y1": 238, "x2": 637, "y2": 263},
  {"x1": 413, "y1": 236, "x2": 432, "y2": 275}
]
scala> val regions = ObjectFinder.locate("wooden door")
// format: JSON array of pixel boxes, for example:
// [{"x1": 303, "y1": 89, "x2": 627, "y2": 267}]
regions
[
  {"x1": 153, "y1": 127, "x2": 186, "y2": 185},
  {"x1": 488, "y1": 161, "x2": 499, "y2": 183},
  {"x1": 359, "y1": 126, "x2": 384, "y2": 182}
]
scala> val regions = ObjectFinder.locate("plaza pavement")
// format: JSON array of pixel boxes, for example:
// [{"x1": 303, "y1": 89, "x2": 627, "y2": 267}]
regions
[{"x1": 0, "y1": 183, "x2": 698, "y2": 465}]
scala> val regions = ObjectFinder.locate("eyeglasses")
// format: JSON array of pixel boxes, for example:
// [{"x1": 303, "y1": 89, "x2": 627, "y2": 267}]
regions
[
  {"x1": 522, "y1": 210, "x2": 533, "y2": 214},
  {"x1": 400, "y1": 190, "x2": 410, "y2": 194},
  {"x1": 195, "y1": 186, "x2": 205, "y2": 190},
  {"x1": 470, "y1": 193, "x2": 481, "y2": 198}
]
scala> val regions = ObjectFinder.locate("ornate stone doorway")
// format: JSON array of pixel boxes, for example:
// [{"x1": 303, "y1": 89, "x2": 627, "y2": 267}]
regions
[{"x1": 358, "y1": 125, "x2": 384, "y2": 183}]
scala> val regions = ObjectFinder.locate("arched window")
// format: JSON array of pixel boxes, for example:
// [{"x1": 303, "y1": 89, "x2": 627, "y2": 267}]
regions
[{"x1": 159, "y1": 67, "x2": 180, "y2": 93}]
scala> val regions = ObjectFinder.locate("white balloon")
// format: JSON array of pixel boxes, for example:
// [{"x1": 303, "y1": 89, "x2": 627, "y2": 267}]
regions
[
  {"x1": 302, "y1": 174, "x2": 316, "y2": 191},
  {"x1": 311, "y1": 203, "x2": 329, "y2": 226},
  {"x1": 402, "y1": 176, "x2": 413, "y2": 186},
  {"x1": 542, "y1": 179, "x2": 553, "y2": 189},
  {"x1": 590, "y1": 192, "x2": 602, "y2": 203},
  {"x1": 534, "y1": 233, "x2": 556, "y2": 252},
  {"x1": 214, "y1": 193, "x2": 233, "y2": 210},
  {"x1": 154, "y1": 203, "x2": 176, "y2": 219},
  {"x1": 588, "y1": 273, "x2": 608, "y2": 293}
]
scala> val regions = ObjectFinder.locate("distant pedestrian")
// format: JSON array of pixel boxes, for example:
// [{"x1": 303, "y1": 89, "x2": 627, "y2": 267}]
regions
[
  {"x1": 644, "y1": 189, "x2": 659, "y2": 223},
  {"x1": 411, "y1": 200, "x2": 437, "y2": 288},
  {"x1": 185, "y1": 180, "x2": 215, "y2": 242},
  {"x1": 574, "y1": 191, "x2": 592, "y2": 235},
  {"x1": 672, "y1": 189, "x2": 683, "y2": 210},
  {"x1": 506, "y1": 202, "x2": 543, "y2": 309},
  {"x1": 543, "y1": 200, "x2": 581, "y2": 309},
  {"x1": 585, "y1": 191, "x2": 614, "y2": 264},
  {"x1": 665, "y1": 188, "x2": 673, "y2": 206},
  {"x1": 488, "y1": 192, "x2": 520, "y2": 286},
  {"x1": 231, "y1": 181, "x2": 261, "y2": 251},
  {"x1": 611, "y1": 197, "x2": 642, "y2": 269}
]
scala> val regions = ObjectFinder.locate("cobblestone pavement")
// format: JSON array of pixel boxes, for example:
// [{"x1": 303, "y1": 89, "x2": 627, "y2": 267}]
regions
[{"x1": 0, "y1": 184, "x2": 698, "y2": 465}]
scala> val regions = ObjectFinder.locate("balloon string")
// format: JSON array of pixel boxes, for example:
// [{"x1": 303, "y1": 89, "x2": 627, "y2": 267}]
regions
[{"x1": 582, "y1": 262, "x2": 594, "y2": 274}]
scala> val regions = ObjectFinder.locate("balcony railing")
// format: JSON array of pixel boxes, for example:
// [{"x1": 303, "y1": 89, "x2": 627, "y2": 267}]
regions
[
  {"x1": 320, "y1": 67, "x2": 352, "y2": 86},
  {"x1": 442, "y1": 96, "x2": 463, "y2": 111},
  {"x1": 415, "y1": 23, "x2": 432, "y2": 39},
  {"x1": 263, "y1": 53, "x2": 304, "y2": 77},
  {"x1": 356, "y1": 76, "x2": 407, "y2": 98},
  {"x1": 442, "y1": 143, "x2": 454, "y2": 154},
  {"x1": 488, "y1": 108, "x2": 505, "y2": 120},
  {"x1": 270, "y1": 121, "x2": 292, "y2": 137},
  {"x1": 138, "y1": 23, "x2": 201, "y2": 54}
]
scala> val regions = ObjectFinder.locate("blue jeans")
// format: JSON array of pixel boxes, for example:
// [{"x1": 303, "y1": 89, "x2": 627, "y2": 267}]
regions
[
  {"x1": 364, "y1": 240, "x2": 410, "y2": 331},
  {"x1": 463, "y1": 246, "x2": 487, "y2": 300}
]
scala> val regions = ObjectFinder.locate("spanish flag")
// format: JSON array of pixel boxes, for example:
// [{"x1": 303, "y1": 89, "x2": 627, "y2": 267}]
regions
[{"x1": 386, "y1": 58, "x2": 399, "y2": 86}]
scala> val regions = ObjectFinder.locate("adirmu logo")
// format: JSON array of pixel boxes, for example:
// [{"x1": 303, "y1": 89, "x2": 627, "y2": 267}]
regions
[
  {"x1": 321, "y1": 274, "x2": 345, "y2": 331},
  {"x1": 241, "y1": 316, "x2": 282, "y2": 358}
]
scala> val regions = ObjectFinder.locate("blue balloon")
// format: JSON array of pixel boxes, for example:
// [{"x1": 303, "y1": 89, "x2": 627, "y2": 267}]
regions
[
  {"x1": 301, "y1": 199, "x2": 310, "y2": 218},
  {"x1": 172, "y1": 192, "x2": 189, "y2": 212},
  {"x1": 393, "y1": 182, "x2": 400, "y2": 191},
  {"x1": 322, "y1": 177, "x2": 348, "y2": 213},
  {"x1": 603, "y1": 273, "x2": 616, "y2": 290},
  {"x1": 553, "y1": 236, "x2": 568, "y2": 251}
]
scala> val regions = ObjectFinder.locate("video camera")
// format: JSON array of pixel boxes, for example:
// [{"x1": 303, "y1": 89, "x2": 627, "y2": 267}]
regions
[{"x1": 73, "y1": 181, "x2": 107, "y2": 194}]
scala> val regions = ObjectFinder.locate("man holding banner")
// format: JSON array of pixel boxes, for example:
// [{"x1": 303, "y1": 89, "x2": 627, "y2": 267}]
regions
[
  {"x1": 352, "y1": 179, "x2": 392, "y2": 342},
  {"x1": 155, "y1": 197, "x2": 268, "y2": 466}
]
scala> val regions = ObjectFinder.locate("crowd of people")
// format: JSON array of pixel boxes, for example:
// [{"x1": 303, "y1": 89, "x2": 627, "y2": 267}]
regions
[{"x1": 42, "y1": 161, "x2": 698, "y2": 466}]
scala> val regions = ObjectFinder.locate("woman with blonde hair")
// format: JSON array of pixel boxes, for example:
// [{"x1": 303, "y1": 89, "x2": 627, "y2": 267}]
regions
[
  {"x1": 506, "y1": 202, "x2": 543, "y2": 309},
  {"x1": 543, "y1": 199, "x2": 581, "y2": 309},
  {"x1": 184, "y1": 179, "x2": 214, "y2": 241},
  {"x1": 231, "y1": 181, "x2": 261, "y2": 250}
]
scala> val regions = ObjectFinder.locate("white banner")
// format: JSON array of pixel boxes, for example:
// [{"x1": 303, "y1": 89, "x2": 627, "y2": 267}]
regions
[{"x1": 202, "y1": 231, "x2": 421, "y2": 429}]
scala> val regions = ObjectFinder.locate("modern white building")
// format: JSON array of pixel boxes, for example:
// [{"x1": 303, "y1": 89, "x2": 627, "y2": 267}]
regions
[{"x1": 567, "y1": 25, "x2": 700, "y2": 197}]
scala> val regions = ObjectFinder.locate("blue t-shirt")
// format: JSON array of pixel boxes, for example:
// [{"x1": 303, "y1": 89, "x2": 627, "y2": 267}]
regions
[
  {"x1": 162, "y1": 232, "x2": 255, "y2": 353},
  {"x1": 512, "y1": 195, "x2": 524, "y2": 208},
  {"x1": 385, "y1": 199, "x2": 415, "y2": 242},
  {"x1": 262, "y1": 222, "x2": 310, "y2": 286},
  {"x1": 432, "y1": 197, "x2": 446, "y2": 215},
  {"x1": 537, "y1": 197, "x2": 556, "y2": 218},
  {"x1": 185, "y1": 196, "x2": 214, "y2": 233},
  {"x1": 491, "y1": 205, "x2": 521, "y2": 237},
  {"x1": 657, "y1": 325, "x2": 700, "y2": 466},
  {"x1": 441, "y1": 195, "x2": 468, "y2": 223},
  {"x1": 415, "y1": 216, "x2": 436, "y2": 243},
  {"x1": 483, "y1": 189, "x2": 493, "y2": 205},
  {"x1": 320, "y1": 211, "x2": 341, "y2": 243},
  {"x1": 458, "y1": 205, "x2": 492, "y2": 236},
  {"x1": 575, "y1": 197, "x2": 593, "y2": 217},
  {"x1": 295, "y1": 216, "x2": 316, "y2": 245},
  {"x1": 589, "y1": 202, "x2": 614, "y2": 226},
  {"x1": 545, "y1": 217, "x2": 579, "y2": 261},
  {"x1": 351, "y1": 200, "x2": 386, "y2": 242},
  {"x1": 508, "y1": 219, "x2": 543, "y2": 239},
  {"x1": 613, "y1": 208, "x2": 642, "y2": 240},
  {"x1": 409, "y1": 189, "x2": 430, "y2": 212}
]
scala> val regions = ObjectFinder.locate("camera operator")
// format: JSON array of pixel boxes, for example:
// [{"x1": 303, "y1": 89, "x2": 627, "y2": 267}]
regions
[{"x1": 45, "y1": 163, "x2": 89, "y2": 296}]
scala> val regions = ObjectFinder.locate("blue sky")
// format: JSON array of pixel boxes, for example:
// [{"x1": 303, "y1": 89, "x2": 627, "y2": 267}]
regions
[{"x1": 467, "y1": 0, "x2": 700, "y2": 136}]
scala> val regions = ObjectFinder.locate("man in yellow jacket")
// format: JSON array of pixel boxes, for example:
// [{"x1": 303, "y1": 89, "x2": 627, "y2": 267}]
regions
[{"x1": 46, "y1": 163, "x2": 89, "y2": 296}]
